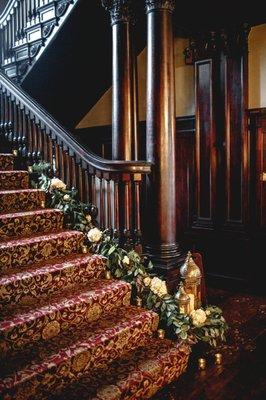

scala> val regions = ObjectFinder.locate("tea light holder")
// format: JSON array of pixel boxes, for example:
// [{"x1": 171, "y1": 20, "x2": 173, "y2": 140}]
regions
[
  {"x1": 28, "y1": 166, "x2": 33, "y2": 173},
  {"x1": 157, "y1": 329, "x2": 165, "y2": 339},
  {"x1": 81, "y1": 245, "x2": 88, "y2": 254},
  {"x1": 198, "y1": 358, "x2": 206, "y2": 370},
  {"x1": 12, "y1": 149, "x2": 18, "y2": 157},
  {"x1": 105, "y1": 270, "x2": 112, "y2": 280},
  {"x1": 41, "y1": 200, "x2": 45, "y2": 208},
  {"x1": 136, "y1": 297, "x2": 142, "y2": 307},
  {"x1": 215, "y1": 353, "x2": 222, "y2": 365}
]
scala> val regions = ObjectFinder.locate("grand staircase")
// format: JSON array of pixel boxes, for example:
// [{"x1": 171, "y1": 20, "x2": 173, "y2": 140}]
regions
[{"x1": 0, "y1": 152, "x2": 190, "y2": 399}]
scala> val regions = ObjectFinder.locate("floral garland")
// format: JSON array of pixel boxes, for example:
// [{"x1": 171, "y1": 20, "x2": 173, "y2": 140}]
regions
[{"x1": 31, "y1": 164, "x2": 228, "y2": 348}]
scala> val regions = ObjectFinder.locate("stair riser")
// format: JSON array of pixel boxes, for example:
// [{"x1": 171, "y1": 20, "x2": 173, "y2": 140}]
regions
[
  {"x1": 0, "y1": 211, "x2": 64, "y2": 240},
  {"x1": 0, "y1": 155, "x2": 14, "y2": 171},
  {"x1": 0, "y1": 255, "x2": 107, "y2": 307},
  {"x1": 0, "y1": 190, "x2": 45, "y2": 213},
  {"x1": 1, "y1": 312, "x2": 159, "y2": 400},
  {"x1": 0, "y1": 171, "x2": 29, "y2": 190},
  {"x1": 0, "y1": 282, "x2": 132, "y2": 355},
  {"x1": 0, "y1": 232, "x2": 84, "y2": 273},
  {"x1": 71, "y1": 344, "x2": 190, "y2": 400}
]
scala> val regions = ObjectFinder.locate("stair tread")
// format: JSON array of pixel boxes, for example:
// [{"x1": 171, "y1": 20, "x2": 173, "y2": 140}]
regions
[
  {"x1": 0, "y1": 306, "x2": 158, "y2": 384},
  {"x1": 0, "y1": 208, "x2": 62, "y2": 219},
  {"x1": 0, "y1": 253, "x2": 103, "y2": 280},
  {"x1": 0, "y1": 188, "x2": 44, "y2": 195},
  {"x1": 0, "y1": 229, "x2": 83, "y2": 248},
  {"x1": 0, "y1": 278, "x2": 131, "y2": 323},
  {"x1": 53, "y1": 338, "x2": 190, "y2": 400}
]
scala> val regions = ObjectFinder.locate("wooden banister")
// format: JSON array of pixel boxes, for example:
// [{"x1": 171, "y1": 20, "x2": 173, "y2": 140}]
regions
[{"x1": 0, "y1": 71, "x2": 151, "y2": 249}]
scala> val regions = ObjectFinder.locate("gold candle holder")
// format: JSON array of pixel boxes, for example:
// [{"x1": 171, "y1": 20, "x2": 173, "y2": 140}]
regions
[
  {"x1": 215, "y1": 353, "x2": 222, "y2": 365},
  {"x1": 105, "y1": 270, "x2": 112, "y2": 280},
  {"x1": 12, "y1": 149, "x2": 18, "y2": 157},
  {"x1": 28, "y1": 166, "x2": 33, "y2": 173},
  {"x1": 198, "y1": 358, "x2": 206, "y2": 370},
  {"x1": 136, "y1": 297, "x2": 142, "y2": 307},
  {"x1": 157, "y1": 329, "x2": 165, "y2": 339},
  {"x1": 81, "y1": 245, "x2": 88, "y2": 254},
  {"x1": 40, "y1": 200, "x2": 45, "y2": 208}
]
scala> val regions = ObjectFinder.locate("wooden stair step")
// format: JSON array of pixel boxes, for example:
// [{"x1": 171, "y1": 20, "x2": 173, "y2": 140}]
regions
[
  {"x1": 0, "y1": 170, "x2": 29, "y2": 190},
  {"x1": 0, "y1": 209, "x2": 64, "y2": 240},
  {"x1": 0, "y1": 254, "x2": 106, "y2": 307},
  {"x1": 0, "y1": 230, "x2": 84, "y2": 273},
  {"x1": 52, "y1": 338, "x2": 190, "y2": 400},
  {"x1": 0, "y1": 154, "x2": 14, "y2": 171},
  {"x1": 0, "y1": 307, "x2": 159, "y2": 400},
  {"x1": 0, "y1": 188, "x2": 45, "y2": 213},
  {"x1": 0, "y1": 279, "x2": 132, "y2": 355}
]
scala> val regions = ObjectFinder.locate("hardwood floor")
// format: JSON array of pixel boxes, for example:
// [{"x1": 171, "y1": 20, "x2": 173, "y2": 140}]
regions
[{"x1": 153, "y1": 289, "x2": 266, "y2": 400}]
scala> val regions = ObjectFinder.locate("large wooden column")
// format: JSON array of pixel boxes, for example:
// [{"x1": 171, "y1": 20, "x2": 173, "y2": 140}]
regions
[
  {"x1": 145, "y1": 0, "x2": 181, "y2": 280},
  {"x1": 102, "y1": 0, "x2": 139, "y2": 160}
]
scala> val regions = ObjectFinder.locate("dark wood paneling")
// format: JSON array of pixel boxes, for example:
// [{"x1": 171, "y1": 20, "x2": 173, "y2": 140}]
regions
[
  {"x1": 194, "y1": 59, "x2": 218, "y2": 229},
  {"x1": 221, "y1": 53, "x2": 249, "y2": 230}
]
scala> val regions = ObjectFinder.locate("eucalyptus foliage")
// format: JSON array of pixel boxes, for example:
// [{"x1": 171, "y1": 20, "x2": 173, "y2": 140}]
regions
[{"x1": 32, "y1": 162, "x2": 228, "y2": 347}]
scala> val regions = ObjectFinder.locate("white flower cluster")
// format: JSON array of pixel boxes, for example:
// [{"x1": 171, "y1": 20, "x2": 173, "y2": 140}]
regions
[
  {"x1": 87, "y1": 228, "x2": 102, "y2": 243},
  {"x1": 190, "y1": 309, "x2": 207, "y2": 327},
  {"x1": 147, "y1": 276, "x2": 168, "y2": 298},
  {"x1": 50, "y1": 178, "x2": 66, "y2": 191},
  {"x1": 122, "y1": 256, "x2": 130, "y2": 266}
]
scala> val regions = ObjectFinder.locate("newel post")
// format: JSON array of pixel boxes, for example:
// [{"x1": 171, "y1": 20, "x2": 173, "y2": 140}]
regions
[
  {"x1": 102, "y1": 0, "x2": 139, "y2": 160},
  {"x1": 145, "y1": 0, "x2": 182, "y2": 283}
]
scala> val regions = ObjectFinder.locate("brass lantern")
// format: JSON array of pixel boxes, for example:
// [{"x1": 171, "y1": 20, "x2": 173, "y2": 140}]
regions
[
  {"x1": 180, "y1": 251, "x2": 202, "y2": 311},
  {"x1": 175, "y1": 282, "x2": 190, "y2": 315}
]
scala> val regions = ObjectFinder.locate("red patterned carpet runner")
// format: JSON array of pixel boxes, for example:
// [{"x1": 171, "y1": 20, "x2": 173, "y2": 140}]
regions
[{"x1": 0, "y1": 153, "x2": 190, "y2": 399}]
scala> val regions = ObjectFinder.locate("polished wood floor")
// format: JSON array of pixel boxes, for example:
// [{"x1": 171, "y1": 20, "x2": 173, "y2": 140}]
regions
[{"x1": 153, "y1": 288, "x2": 266, "y2": 400}]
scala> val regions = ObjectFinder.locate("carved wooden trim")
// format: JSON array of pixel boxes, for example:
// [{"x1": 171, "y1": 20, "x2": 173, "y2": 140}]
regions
[
  {"x1": 145, "y1": 0, "x2": 175, "y2": 12},
  {"x1": 102, "y1": 0, "x2": 135, "y2": 25}
]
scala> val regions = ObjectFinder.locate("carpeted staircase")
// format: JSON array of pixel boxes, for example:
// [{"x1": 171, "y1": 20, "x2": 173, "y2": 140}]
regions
[{"x1": 0, "y1": 153, "x2": 190, "y2": 400}]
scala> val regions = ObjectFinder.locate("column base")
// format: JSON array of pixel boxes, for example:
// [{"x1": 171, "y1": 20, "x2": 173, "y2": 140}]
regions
[{"x1": 145, "y1": 243, "x2": 186, "y2": 292}]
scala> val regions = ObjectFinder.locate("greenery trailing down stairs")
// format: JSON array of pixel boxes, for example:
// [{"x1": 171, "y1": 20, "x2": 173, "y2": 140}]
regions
[{"x1": 31, "y1": 161, "x2": 228, "y2": 348}]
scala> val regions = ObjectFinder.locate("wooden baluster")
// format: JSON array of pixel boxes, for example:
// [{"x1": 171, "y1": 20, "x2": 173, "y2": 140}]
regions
[
  {"x1": 113, "y1": 178, "x2": 120, "y2": 241},
  {"x1": 133, "y1": 174, "x2": 142, "y2": 253},
  {"x1": 37, "y1": 125, "x2": 43, "y2": 161},
  {"x1": 123, "y1": 175, "x2": 132, "y2": 249},
  {"x1": 16, "y1": 5, "x2": 20, "y2": 41},
  {"x1": 17, "y1": 103, "x2": 23, "y2": 155},
  {"x1": 47, "y1": 133, "x2": 53, "y2": 166},
  {"x1": 65, "y1": 150, "x2": 71, "y2": 188},
  {"x1": 23, "y1": 0, "x2": 28, "y2": 33},
  {"x1": 59, "y1": 143, "x2": 65, "y2": 182},
  {"x1": 20, "y1": 107, "x2": 28, "y2": 168},
  {"x1": 84, "y1": 169, "x2": 89, "y2": 203},
  {"x1": 8, "y1": 97, "x2": 15, "y2": 145},
  {"x1": 106, "y1": 177, "x2": 112, "y2": 234},
  {"x1": 71, "y1": 156, "x2": 77, "y2": 190},
  {"x1": 99, "y1": 176, "x2": 105, "y2": 229},
  {"x1": 19, "y1": 0, "x2": 23, "y2": 41},
  {"x1": 43, "y1": 130, "x2": 48, "y2": 163},
  {"x1": 91, "y1": 173, "x2": 96, "y2": 205},
  {"x1": 11, "y1": 10, "x2": 16, "y2": 52},
  {"x1": 26, "y1": 114, "x2": 33, "y2": 163},
  {"x1": 51, "y1": 139, "x2": 57, "y2": 177},
  {"x1": 78, "y1": 164, "x2": 84, "y2": 202},
  {"x1": 31, "y1": 119, "x2": 38, "y2": 162}
]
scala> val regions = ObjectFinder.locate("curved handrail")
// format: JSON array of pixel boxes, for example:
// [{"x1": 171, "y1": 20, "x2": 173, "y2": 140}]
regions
[
  {"x1": 0, "y1": 0, "x2": 17, "y2": 26},
  {"x1": 0, "y1": 70, "x2": 152, "y2": 174}
]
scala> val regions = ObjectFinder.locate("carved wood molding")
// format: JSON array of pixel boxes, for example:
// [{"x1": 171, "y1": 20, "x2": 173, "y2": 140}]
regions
[
  {"x1": 184, "y1": 24, "x2": 251, "y2": 64},
  {"x1": 102, "y1": 0, "x2": 135, "y2": 25},
  {"x1": 145, "y1": 0, "x2": 175, "y2": 12}
]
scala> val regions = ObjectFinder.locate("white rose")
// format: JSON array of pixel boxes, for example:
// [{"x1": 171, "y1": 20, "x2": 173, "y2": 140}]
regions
[
  {"x1": 122, "y1": 256, "x2": 130, "y2": 266},
  {"x1": 50, "y1": 178, "x2": 66, "y2": 191},
  {"x1": 87, "y1": 228, "x2": 102, "y2": 243},
  {"x1": 63, "y1": 194, "x2": 70, "y2": 202},
  {"x1": 191, "y1": 309, "x2": 207, "y2": 327},
  {"x1": 86, "y1": 214, "x2": 92, "y2": 223},
  {"x1": 150, "y1": 277, "x2": 168, "y2": 297},
  {"x1": 143, "y1": 277, "x2": 151, "y2": 287}
]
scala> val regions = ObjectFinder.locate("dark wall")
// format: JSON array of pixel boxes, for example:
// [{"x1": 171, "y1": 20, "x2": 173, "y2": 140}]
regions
[
  {"x1": 0, "y1": 0, "x2": 9, "y2": 13},
  {"x1": 22, "y1": 0, "x2": 112, "y2": 131}
]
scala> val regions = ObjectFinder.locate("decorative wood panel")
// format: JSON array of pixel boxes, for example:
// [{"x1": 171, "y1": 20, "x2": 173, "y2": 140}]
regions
[
  {"x1": 221, "y1": 53, "x2": 249, "y2": 230},
  {"x1": 194, "y1": 59, "x2": 218, "y2": 229}
]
